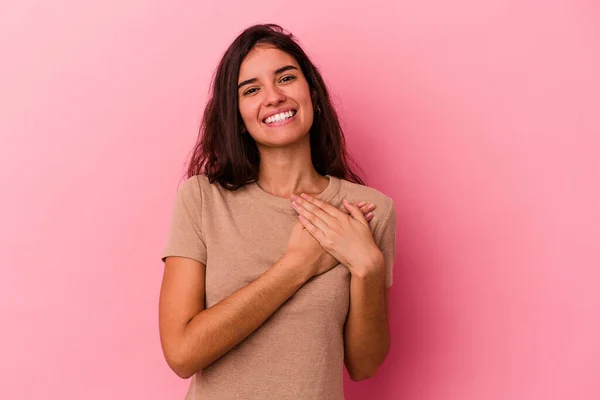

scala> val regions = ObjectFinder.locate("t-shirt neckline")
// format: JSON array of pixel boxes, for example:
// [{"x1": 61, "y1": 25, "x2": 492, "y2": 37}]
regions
[{"x1": 246, "y1": 174, "x2": 341, "y2": 212}]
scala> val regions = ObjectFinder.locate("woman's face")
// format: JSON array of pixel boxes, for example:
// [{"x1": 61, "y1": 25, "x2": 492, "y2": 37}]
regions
[{"x1": 237, "y1": 45, "x2": 314, "y2": 148}]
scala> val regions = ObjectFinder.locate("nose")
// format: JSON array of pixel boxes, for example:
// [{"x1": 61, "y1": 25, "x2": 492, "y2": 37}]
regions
[{"x1": 262, "y1": 84, "x2": 286, "y2": 106}]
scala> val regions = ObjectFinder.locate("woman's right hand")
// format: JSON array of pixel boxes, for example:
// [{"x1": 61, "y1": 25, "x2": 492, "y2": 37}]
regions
[{"x1": 284, "y1": 201, "x2": 376, "y2": 278}]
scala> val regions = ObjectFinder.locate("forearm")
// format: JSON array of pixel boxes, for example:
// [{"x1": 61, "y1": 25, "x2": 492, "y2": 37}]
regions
[
  {"x1": 176, "y1": 254, "x2": 311, "y2": 378},
  {"x1": 344, "y1": 255, "x2": 390, "y2": 381}
]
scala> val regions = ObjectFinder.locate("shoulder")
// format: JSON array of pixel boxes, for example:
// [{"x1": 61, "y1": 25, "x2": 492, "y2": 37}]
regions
[
  {"x1": 336, "y1": 177, "x2": 396, "y2": 239},
  {"x1": 338, "y1": 178, "x2": 395, "y2": 216},
  {"x1": 177, "y1": 174, "x2": 212, "y2": 197},
  {"x1": 177, "y1": 174, "x2": 244, "y2": 207}
]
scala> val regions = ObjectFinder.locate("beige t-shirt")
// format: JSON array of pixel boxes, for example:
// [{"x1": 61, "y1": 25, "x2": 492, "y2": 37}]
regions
[{"x1": 161, "y1": 174, "x2": 396, "y2": 400}]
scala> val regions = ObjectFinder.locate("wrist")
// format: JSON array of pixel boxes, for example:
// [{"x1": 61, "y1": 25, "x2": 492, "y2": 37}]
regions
[
  {"x1": 280, "y1": 251, "x2": 314, "y2": 282},
  {"x1": 349, "y1": 249, "x2": 385, "y2": 280}
]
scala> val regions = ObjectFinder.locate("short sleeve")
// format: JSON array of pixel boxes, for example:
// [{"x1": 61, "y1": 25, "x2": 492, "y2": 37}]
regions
[
  {"x1": 374, "y1": 198, "x2": 397, "y2": 287},
  {"x1": 161, "y1": 176, "x2": 207, "y2": 264}
]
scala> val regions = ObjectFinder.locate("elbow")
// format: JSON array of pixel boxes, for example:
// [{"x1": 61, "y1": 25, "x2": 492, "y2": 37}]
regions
[
  {"x1": 346, "y1": 351, "x2": 388, "y2": 381},
  {"x1": 161, "y1": 331, "x2": 207, "y2": 379},
  {"x1": 172, "y1": 365, "x2": 195, "y2": 380},
  {"x1": 165, "y1": 352, "x2": 201, "y2": 380},
  {"x1": 348, "y1": 368, "x2": 377, "y2": 382},
  {"x1": 347, "y1": 360, "x2": 380, "y2": 381}
]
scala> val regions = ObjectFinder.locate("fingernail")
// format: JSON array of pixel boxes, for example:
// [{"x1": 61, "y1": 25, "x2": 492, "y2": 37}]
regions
[
  {"x1": 358, "y1": 201, "x2": 365, "y2": 207},
  {"x1": 366, "y1": 212, "x2": 373, "y2": 219}
]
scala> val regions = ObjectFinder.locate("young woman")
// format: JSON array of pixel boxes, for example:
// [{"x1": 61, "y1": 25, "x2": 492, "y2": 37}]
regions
[{"x1": 159, "y1": 24, "x2": 396, "y2": 400}]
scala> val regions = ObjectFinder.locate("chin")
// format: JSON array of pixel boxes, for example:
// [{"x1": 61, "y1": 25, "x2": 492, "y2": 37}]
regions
[{"x1": 256, "y1": 130, "x2": 309, "y2": 148}]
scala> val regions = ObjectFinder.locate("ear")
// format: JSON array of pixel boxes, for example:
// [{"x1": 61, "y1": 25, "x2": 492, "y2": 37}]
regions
[
  {"x1": 238, "y1": 118, "x2": 247, "y2": 134},
  {"x1": 311, "y1": 90, "x2": 321, "y2": 115}
]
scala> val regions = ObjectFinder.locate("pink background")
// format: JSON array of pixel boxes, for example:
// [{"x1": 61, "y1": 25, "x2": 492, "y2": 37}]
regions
[{"x1": 1, "y1": 1, "x2": 599, "y2": 399}]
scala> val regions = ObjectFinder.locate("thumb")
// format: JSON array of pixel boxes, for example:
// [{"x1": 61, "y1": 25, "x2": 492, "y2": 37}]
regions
[
  {"x1": 343, "y1": 198, "x2": 368, "y2": 224},
  {"x1": 337, "y1": 200, "x2": 359, "y2": 214}
]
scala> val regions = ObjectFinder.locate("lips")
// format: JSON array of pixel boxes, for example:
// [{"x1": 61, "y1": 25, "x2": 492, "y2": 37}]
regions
[{"x1": 261, "y1": 107, "x2": 297, "y2": 124}]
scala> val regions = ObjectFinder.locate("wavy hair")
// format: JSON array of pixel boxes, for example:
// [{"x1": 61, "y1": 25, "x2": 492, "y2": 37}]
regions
[{"x1": 186, "y1": 24, "x2": 364, "y2": 189}]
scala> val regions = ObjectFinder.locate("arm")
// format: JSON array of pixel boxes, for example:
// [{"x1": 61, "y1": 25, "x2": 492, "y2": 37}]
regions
[
  {"x1": 158, "y1": 254, "x2": 311, "y2": 379},
  {"x1": 160, "y1": 176, "x2": 375, "y2": 380},
  {"x1": 288, "y1": 193, "x2": 396, "y2": 381},
  {"x1": 343, "y1": 253, "x2": 391, "y2": 381}
]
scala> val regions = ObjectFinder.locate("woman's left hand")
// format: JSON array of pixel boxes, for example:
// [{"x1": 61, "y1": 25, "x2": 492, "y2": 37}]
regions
[{"x1": 290, "y1": 193, "x2": 383, "y2": 274}]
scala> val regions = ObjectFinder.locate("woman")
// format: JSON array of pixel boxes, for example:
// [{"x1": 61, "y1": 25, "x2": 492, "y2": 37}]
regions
[{"x1": 159, "y1": 24, "x2": 396, "y2": 400}]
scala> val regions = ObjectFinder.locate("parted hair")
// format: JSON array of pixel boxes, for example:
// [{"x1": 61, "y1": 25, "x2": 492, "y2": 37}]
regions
[{"x1": 186, "y1": 23, "x2": 364, "y2": 190}]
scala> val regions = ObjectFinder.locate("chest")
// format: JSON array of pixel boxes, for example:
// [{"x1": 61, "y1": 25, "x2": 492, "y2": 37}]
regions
[{"x1": 202, "y1": 207, "x2": 351, "y2": 324}]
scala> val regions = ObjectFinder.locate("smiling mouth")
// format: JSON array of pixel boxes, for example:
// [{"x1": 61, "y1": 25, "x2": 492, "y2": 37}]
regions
[{"x1": 262, "y1": 110, "x2": 297, "y2": 124}]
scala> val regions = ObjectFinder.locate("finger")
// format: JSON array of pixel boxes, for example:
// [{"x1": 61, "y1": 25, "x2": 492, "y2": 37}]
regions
[
  {"x1": 343, "y1": 198, "x2": 369, "y2": 225},
  {"x1": 360, "y1": 203, "x2": 376, "y2": 214},
  {"x1": 293, "y1": 195, "x2": 338, "y2": 227},
  {"x1": 298, "y1": 193, "x2": 347, "y2": 220},
  {"x1": 298, "y1": 214, "x2": 326, "y2": 242},
  {"x1": 293, "y1": 194, "x2": 372, "y2": 220},
  {"x1": 337, "y1": 202, "x2": 352, "y2": 214},
  {"x1": 340, "y1": 201, "x2": 370, "y2": 215},
  {"x1": 292, "y1": 200, "x2": 329, "y2": 232},
  {"x1": 304, "y1": 197, "x2": 373, "y2": 223},
  {"x1": 304, "y1": 197, "x2": 372, "y2": 219}
]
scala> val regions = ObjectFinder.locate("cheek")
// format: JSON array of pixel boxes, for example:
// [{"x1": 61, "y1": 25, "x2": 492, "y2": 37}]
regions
[
  {"x1": 238, "y1": 101, "x2": 257, "y2": 125},
  {"x1": 304, "y1": 107, "x2": 315, "y2": 129},
  {"x1": 300, "y1": 94, "x2": 314, "y2": 122},
  {"x1": 297, "y1": 87, "x2": 314, "y2": 113}
]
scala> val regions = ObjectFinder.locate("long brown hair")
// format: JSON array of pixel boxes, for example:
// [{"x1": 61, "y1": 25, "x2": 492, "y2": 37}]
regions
[{"x1": 186, "y1": 24, "x2": 364, "y2": 190}]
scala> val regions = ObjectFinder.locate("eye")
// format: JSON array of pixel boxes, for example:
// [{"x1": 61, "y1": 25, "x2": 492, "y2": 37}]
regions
[
  {"x1": 280, "y1": 75, "x2": 296, "y2": 83},
  {"x1": 243, "y1": 87, "x2": 258, "y2": 96}
]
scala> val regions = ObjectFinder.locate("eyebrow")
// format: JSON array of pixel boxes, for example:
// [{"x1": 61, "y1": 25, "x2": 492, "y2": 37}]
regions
[{"x1": 237, "y1": 65, "x2": 299, "y2": 90}]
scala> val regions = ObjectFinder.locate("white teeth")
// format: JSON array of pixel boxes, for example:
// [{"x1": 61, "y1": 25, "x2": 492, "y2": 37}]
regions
[{"x1": 264, "y1": 110, "x2": 296, "y2": 124}]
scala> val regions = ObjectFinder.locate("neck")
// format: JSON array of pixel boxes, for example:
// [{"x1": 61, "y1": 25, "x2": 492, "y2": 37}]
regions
[{"x1": 255, "y1": 138, "x2": 329, "y2": 199}]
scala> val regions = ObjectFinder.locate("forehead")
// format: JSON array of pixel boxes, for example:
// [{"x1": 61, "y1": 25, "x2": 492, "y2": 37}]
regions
[{"x1": 238, "y1": 45, "x2": 300, "y2": 80}]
